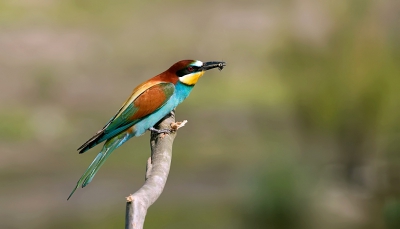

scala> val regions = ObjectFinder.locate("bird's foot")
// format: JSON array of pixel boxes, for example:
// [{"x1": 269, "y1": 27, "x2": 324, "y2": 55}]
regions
[
  {"x1": 149, "y1": 120, "x2": 188, "y2": 134},
  {"x1": 149, "y1": 127, "x2": 171, "y2": 134}
]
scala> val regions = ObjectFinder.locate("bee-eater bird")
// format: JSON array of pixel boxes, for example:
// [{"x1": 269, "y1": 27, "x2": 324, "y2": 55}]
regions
[{"x1": 68, "y1": 60, "x2": 226, "y2": 200}]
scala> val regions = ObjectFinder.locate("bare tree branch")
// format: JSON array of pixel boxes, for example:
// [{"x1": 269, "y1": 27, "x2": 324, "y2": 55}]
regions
[{"x1": 125, "y1": 110, "x2": 185, "y2": 229}]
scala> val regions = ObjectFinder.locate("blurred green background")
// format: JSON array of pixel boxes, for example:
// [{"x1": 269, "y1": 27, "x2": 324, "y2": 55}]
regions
[{"x1": 1, "y1": 0, "x2": 400, "y2": 228}]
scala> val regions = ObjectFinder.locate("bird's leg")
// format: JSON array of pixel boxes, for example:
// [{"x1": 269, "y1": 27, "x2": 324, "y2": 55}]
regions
[
  {"x1": 149, "y1": 127, "x2": 172, "y2": 134},
  {"x1": 149, "y1": 120, "x2": 188, "y2": 134}
]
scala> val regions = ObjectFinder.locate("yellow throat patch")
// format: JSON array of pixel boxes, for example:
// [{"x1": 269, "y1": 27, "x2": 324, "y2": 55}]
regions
[{"x1": 179, "y1": 71, "x2": 205, "y2": 85}]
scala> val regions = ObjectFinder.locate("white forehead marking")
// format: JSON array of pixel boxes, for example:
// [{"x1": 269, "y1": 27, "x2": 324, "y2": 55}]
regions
[{"x1": 191, "y1": 60, "x2": 203, "y2": 67}]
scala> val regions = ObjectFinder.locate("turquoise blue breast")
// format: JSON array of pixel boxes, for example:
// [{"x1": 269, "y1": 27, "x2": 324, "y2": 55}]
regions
[{"x1": 133, "y1": 81, "x2": 194, "y2": 136}]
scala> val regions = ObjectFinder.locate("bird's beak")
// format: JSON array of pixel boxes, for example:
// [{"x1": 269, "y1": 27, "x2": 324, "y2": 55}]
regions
[{"x1": 202, "y1": 61, "x2": 226, "y2": 71}]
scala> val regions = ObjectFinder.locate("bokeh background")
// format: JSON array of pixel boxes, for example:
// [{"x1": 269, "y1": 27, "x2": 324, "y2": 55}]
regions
[{"x1": 1, "y1": 0, "x2": 400, "y2": 228}]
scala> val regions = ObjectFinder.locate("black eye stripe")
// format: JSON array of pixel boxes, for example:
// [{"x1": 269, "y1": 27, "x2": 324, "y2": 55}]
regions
[{"x1": 176, "y1": 66, "x2": 199, "y2": 77}]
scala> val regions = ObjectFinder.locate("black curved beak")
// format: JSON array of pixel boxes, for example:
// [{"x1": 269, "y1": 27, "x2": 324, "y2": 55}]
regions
[{"x1": 202, "y1": 61, "x2": 226, "y2": 71}]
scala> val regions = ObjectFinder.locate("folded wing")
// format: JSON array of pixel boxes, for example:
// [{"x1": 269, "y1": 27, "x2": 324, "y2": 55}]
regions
[{"x1": 77, "y1": 82, "x2": 175, "y2": 154}]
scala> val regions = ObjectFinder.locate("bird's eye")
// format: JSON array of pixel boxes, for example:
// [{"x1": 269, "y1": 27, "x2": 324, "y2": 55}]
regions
[{"x1": 187, "y1": 66, "x2": 194, "y2": 72}]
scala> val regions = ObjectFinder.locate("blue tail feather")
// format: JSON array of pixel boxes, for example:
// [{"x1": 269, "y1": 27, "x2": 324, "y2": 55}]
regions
[{"x1": 68, "y1": 133, "x2": 129, "y2": 200}]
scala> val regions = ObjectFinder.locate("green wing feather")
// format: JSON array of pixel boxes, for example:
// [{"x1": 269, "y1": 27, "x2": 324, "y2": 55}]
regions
[
  {"x1": 68, "y1": 82, "x2": 175, "y2": 200},
  {"x1": 77, "y1": 82, "x2": 174, "y2": 154}
]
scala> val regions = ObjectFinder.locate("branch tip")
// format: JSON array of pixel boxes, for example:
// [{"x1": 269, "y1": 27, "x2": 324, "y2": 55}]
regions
[
  {"x1": 126, "y1": 195, "x2": 134, "y2": 202},
  {"x1": 171, "y1": 120, "x2": 188, "y2": 131}
]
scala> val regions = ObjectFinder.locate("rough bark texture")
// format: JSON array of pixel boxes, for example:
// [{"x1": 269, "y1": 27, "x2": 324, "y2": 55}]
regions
[{"x1": 125, "y1": 111, "x2": 178, "y2": 229}]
